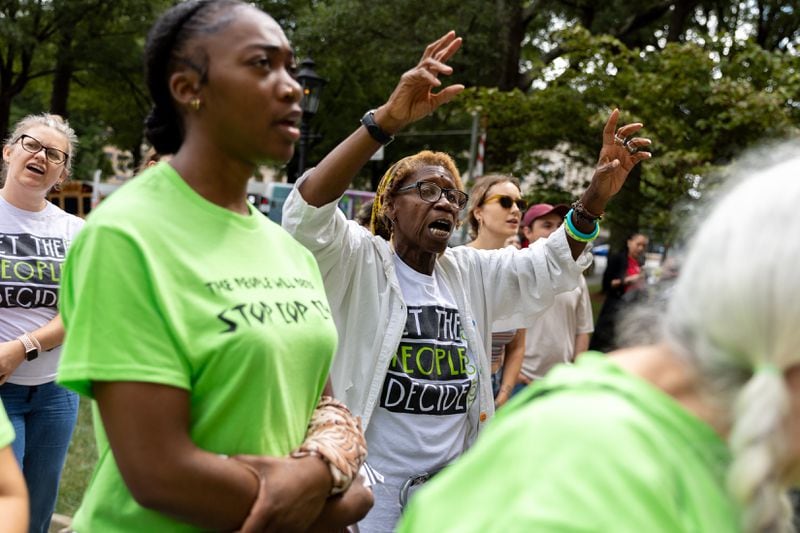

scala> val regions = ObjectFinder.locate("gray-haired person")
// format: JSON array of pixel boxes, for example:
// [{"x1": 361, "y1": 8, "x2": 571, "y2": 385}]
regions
[{"x1": 400, "y1": 145, "x2": 800, "y2": 533}]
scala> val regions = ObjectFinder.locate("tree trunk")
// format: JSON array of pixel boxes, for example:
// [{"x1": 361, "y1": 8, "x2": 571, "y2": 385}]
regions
[
  {"x1": 50, "y1": 28, "x2": 75, "y2": 117},
  {"x1": 667, "y1": 0, "x2": 699, "y2": 42},
  {"x1": 0, "y1": 91, "x2": 13, "y2": 144},
  {"x1": 606, "y1": 164, "x2": 644, "y2": 251},
  {"x1": 496, "y1": 0, "x2": 525, "y2": 91}
]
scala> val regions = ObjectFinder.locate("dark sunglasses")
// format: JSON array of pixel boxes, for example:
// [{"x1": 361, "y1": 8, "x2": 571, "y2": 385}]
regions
[
  {"x1": 396, "y1": 180, "x2": 469, "y2": 210},
  {"x1": 483, "y1": 194, "x2": 526, "y2": 211},
  {"x1": 15, "y1": 134, "x2": 69, "y2": 165}
]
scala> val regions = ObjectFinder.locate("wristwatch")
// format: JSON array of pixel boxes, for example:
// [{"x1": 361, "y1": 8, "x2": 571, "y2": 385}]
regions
[
  {"x1": 17, "y1": 333, "x2": 39, "y2": 361},
  {"x1": 360, "y1": 109, "x2": 394, "y2": 145}
]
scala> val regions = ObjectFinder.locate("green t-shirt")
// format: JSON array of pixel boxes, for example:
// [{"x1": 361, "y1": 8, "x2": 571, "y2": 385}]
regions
[
  {"x1": 398, "y1": 353, "x2": 740, "y2": 533},
  {"x1": 0, "y1": 400, "x2": 14, "y2": 448},
  {"x1": 57, "y1": 163, "x2": 338, "y2": 532}
]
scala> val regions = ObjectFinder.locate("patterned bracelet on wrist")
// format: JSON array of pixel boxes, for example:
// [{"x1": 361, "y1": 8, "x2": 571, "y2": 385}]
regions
[
  {"x1": 571, "y1": 200, "x2": 603, "y2": 223},
  {"x1": 564, "y1": 209, "x2": 600, "y2": 243},
  {"x1": 290, "y1": 396, "x2": 367, "y2": 495}
]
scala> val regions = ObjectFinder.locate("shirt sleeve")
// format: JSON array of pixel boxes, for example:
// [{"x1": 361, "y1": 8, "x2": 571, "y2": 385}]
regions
[
  {"x1": 454, "y1": 226, "x2": 592, "y2": 331},
  {"x1": 281, "y1": 170, "x2": 385, "y2": 309},
  {"x1": 576, "y1": 275, "x2": 595, "y2": 334},
  {"x1": 0, "y1": 402, "x2": 14, "y2": 448},
  {"x1": 57, "y1": 224, "x2": 190, "y2": 398}
]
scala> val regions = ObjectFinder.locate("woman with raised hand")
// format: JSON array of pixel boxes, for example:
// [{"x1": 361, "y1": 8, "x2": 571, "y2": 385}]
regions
[
  {"x1": 56, "y1": 1, "x2": 370, "y2": 531},
  {"x1": 464, "y1": 175, "x2": 527, "y2": 408},
  {"x1": 282, "y1": 30, "x2": 650, "y2": 531},
  {"x1": 398, "y1": 148, "x2": 800, "y2": 532},
  {"x1": 0, "y1": 113, "x2": 82, "y2": 533}
]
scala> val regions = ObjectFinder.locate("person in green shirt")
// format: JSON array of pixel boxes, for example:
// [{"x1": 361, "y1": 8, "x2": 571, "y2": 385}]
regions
[
  {"x1": 0, "y1": 399, "x2": 27, "y2": 533},
  {"x1": 56, "y1": 1, "x2": 371, "y2": 531},
  {"x1": 398, "y1": 148, "x2": 800, "y2": 533}
]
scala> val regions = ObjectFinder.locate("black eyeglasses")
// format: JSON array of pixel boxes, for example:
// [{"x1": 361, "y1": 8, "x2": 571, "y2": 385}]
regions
[
  {"x1": 483, "y1": 194, "x2": 526, "y2": 211},
  {"x1": 396, "y1": 181, "x2": 469, "y2": 210},
  {"x1": 15, "y1": 134, "x2": 69, "y2": 165}
]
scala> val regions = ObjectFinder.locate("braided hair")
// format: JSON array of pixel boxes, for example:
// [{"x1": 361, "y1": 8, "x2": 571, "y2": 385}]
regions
[
  {"x1": 143, "y1": 0, "x2": 245, "y2": 154},
  {"x1": 369, "y1": 150, "x2": 463, "y2": 240},
  {"x1": 664, "y1": 146, "x2": 800, "y2": 533}
]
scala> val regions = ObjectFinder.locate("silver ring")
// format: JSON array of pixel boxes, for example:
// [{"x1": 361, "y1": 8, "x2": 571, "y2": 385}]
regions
[
  {"x1": 614, "y1": 134, "x2": 625, "y2": 145},
  {"x1": 624, "y1": 140, "x2": 637, "y2": 154}
]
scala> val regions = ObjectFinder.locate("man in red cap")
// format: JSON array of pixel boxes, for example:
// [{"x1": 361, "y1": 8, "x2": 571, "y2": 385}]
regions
[{"x1": 515, "y1": 204, "x2": 595, "y2": 392}]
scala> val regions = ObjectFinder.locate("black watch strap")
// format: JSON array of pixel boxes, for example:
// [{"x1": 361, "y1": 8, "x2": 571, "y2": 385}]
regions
[{"x1": 360, "y1": 109, "x2": 394, "y2": 145}]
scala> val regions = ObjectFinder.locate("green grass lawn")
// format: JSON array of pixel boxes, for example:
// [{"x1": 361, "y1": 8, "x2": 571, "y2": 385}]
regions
[
  {"x1": 56, "y1": 398, "x2": 96, "y2": 518},
  {"x1": 588, "y1": 279, "x2": 604, "y2": 325}
]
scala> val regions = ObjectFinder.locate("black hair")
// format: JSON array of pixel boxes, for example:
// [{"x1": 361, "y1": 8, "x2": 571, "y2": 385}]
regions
[{"x1": 143, "y1": 0, "x2": 245, "y2": 154}]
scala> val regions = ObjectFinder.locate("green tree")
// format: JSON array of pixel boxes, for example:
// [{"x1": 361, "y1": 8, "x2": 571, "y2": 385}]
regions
[{"x1": 2, "y1": 0, "x2": 170, "y2": 178}]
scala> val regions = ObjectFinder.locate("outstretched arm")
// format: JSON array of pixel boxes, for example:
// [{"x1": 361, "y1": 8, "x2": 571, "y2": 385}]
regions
[{"x1": 298, "y1": 31, "x2": 464, "y2": 207}]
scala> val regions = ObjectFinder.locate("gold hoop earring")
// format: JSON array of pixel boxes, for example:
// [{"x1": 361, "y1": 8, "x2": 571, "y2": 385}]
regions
[{"x1": 190, "y1": 98, "x2": 201, "y2": 111}]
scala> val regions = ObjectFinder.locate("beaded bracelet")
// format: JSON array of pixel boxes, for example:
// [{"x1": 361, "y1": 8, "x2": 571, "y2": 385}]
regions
[
  {"x1": 570, "y1": 200, "x2": 603, "y2": 222},
  {"x1": 564, "y1": 208, "x2": 600, "y2": 242}
]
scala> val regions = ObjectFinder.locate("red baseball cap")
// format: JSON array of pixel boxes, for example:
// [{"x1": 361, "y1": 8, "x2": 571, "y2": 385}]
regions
[{"x1": 521, "y1": 203, "x2": 569, "y2": 228}]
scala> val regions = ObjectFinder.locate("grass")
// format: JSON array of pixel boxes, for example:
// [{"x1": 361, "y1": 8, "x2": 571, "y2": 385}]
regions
[
  {"x1": 56, "y1": 399, "x2": 96, "y2": 519},
  {"x1": 587, "y1": 279, "x2": 605, "y2": 323}
]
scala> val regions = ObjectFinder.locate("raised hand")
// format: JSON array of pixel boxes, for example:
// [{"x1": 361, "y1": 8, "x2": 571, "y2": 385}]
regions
[
  {"x1": 375, "y1": 31, "x2": 465, "y2": 133},
  {"x1": 586, "y1": 109, "x2": 652, "y2": 208}
]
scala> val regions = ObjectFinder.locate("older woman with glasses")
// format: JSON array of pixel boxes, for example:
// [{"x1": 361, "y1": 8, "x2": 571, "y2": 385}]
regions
[
  {"x1": 465, "y1": 175, "x2": 528, "y2": 408},
  {"x1": 0, "y1": 113, "x2": 83, "y2": 533},
  {"x1": 282, "y1": 32, "x2": 651, "y2": 531}
]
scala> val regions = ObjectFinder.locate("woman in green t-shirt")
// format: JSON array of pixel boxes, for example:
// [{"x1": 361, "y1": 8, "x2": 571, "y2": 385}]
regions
[
  {"x1": 57, "y1": 1, "x2": 371, "y2": 531},
  {"x1": 398, "y1": 148, "x2": 800, "y2": 533}
]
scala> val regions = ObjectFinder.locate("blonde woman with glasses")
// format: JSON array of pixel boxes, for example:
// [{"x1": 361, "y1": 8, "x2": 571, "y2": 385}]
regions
[{"x1": 0, "y1": 113, "x2": 83, "y2": 533}]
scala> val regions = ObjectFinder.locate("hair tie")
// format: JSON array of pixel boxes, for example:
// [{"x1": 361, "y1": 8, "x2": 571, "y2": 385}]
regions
[{"x1": 755, "y1": 362, "x2": 781, "y2": 376}]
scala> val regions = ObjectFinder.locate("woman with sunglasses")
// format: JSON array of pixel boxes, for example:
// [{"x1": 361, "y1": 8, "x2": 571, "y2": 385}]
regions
[
  {"x1": 465, "y1": 175, "x2": 527, "y2": 408},
  {"x1": 0, "y1": 113, "x2": 82, "y2": 533},
  {"x1": 282, "y1": 31, "x2": 651, "y2": 531}
]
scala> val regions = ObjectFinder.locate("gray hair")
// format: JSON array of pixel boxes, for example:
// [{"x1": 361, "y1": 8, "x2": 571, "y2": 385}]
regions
[
  {"x1": 4, "y1": 113, "x2": 78, "y2": 177},
  {"x1": 658, "y1": 144, "x2": 800, "y2": 533}
]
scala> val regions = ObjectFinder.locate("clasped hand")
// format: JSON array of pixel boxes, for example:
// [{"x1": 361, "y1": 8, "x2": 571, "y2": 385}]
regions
[
  {"x1": 233, "y1": 454, "x2": 372, "y2": 533},
  {"x1": 0, "y1": 340, "x2": 26, "y2": 385}
]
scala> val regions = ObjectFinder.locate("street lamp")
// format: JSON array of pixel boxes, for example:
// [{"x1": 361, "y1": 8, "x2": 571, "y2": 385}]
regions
[{"x1": 293, "y1": 57, "x2": 327, "y2": 181}]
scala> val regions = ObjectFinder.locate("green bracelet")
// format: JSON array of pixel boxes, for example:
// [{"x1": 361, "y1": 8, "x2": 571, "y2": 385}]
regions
[{"x1": 564, "y1": 208, "x2": 599, "y2": 242}]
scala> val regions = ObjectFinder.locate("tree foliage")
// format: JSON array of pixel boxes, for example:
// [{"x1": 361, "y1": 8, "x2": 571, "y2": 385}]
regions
[
  {"x1": 287, "y1": 0, "x2": 800, "y2": 247},
  {"x1": 0, "y1": 0, "x2": 797, "y2": 247}
]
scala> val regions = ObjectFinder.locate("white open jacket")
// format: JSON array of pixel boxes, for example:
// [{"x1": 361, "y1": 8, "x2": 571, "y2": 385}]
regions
[{"x1": 282, "y1": 173, "x2": 591, "y2": 444}]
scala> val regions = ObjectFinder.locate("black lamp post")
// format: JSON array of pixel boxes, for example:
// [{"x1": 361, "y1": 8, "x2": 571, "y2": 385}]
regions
[{"x1": 293, "y1": 57, "x2": 326, "y2": 181}]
